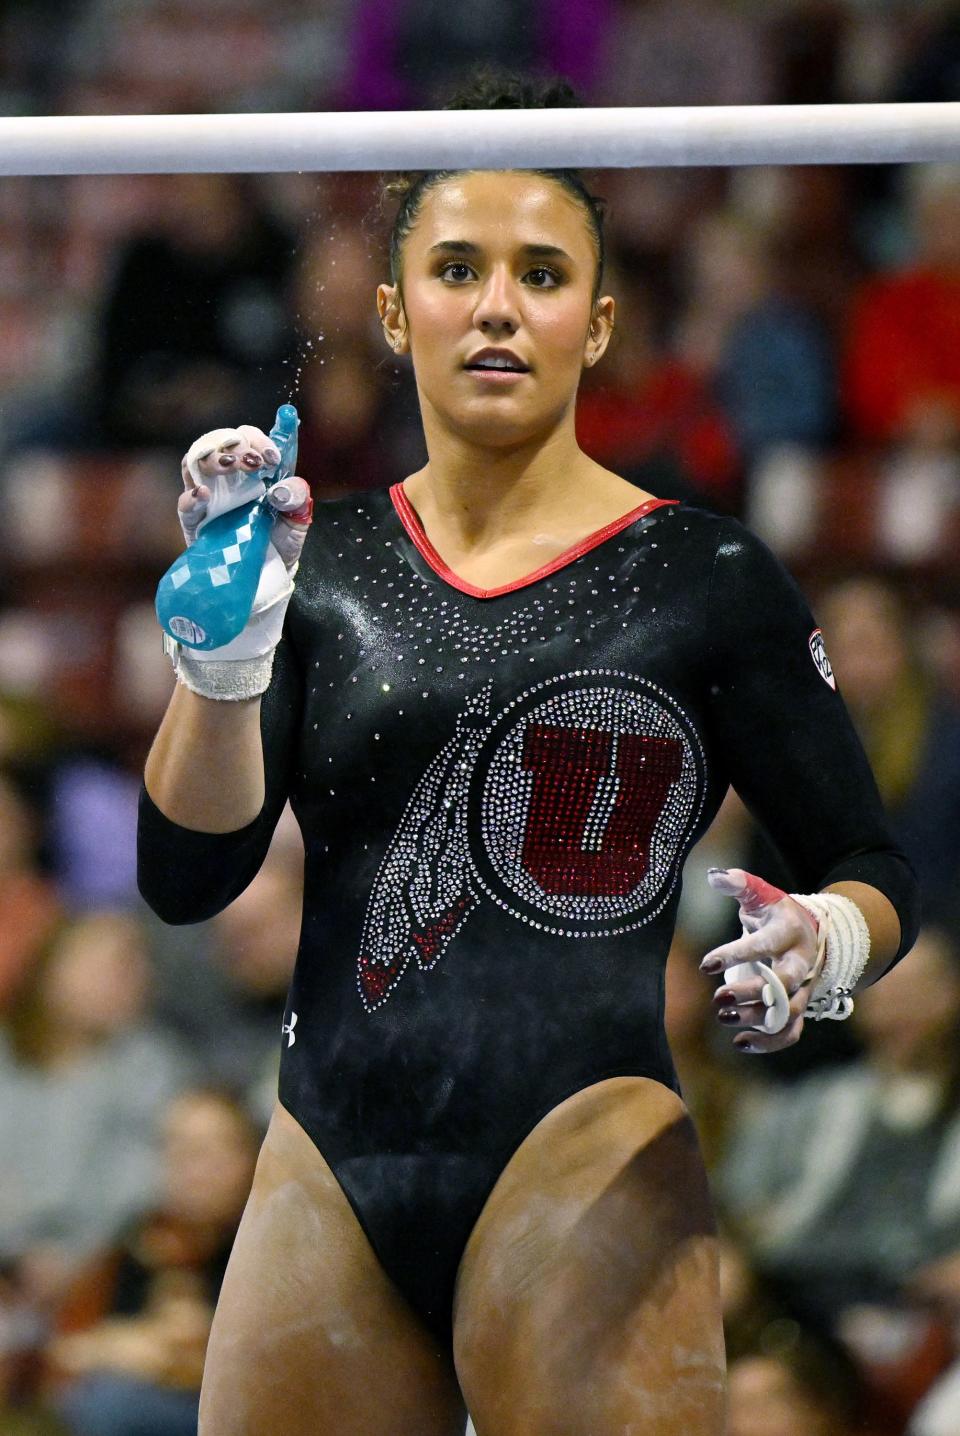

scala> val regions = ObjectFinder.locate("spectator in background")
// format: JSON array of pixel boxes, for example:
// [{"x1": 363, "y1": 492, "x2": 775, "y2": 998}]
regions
[
  {"x1": 818, "y1": 576, "x2": 960, "y2": 919},
  {"x1": 845, "y1": 164, "x2": 960, "y2": 447},
  {"x1": 0, "y1": 913, "x2": 190, "y2": 1305},
  {"x1": 575, "y1": 268, "x2": 740, "y2": 506},
  {"x1": 685, "y1": 213, "x2": 837, "y2": 467},
  {"x1": 292, "y1": 219, "x2": 382, "y2": 354},
  {"x1": 340, "y1": 0, "x2": 612, "y2": 110},
  {"x1": 596, "y1": 0, "x2": 771, "y2": 111},
  {"x1": 291, "y1": 219, "x2": 425, "y2": 495},
  {"x1": 0, "y1": 772, "x2": 59, "y2": 1019},
  {"x1": 896, "y1": 6, "x2": 960, "y2": 106},
  {"x1": 46, "y1": 757, "x2": 140, "y2": 913},
  {"x1": 727, "y1": 1332, "x2": 871, "y2": 1436},
  {"x1": 591, "y1": 0, "x2": 772, "y2": 264},
  {"x1": 0, "y1": 1267, "x2": 69, "y2": 1436},
  {"x1": 716, "y1": 926, "x2": 960, "y2": 1371},
  {"x1": 90, "y1": 175, "x2": 295, "y2": 455},
  {"x1": 295, "y1": 339, "x2": 410, "y2": 498},
  {"x1": 51, "y1": 1089, "x2": 259, "y2": 1436}
]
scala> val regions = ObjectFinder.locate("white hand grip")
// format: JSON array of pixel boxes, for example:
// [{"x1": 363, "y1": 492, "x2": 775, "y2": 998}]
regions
[{"x1": 724, "y1": 961, "x2": 791, "y2": 1035}]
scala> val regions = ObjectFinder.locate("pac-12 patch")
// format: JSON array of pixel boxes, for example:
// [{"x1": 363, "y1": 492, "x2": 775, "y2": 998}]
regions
[{"x1": 808, "y1": 628, "x2": 836, "y2": 689}]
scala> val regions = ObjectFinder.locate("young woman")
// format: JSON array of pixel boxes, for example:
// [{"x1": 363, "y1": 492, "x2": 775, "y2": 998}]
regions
[{"x1": 138, "y1": 76, "x2": 918, "y2": 1436}]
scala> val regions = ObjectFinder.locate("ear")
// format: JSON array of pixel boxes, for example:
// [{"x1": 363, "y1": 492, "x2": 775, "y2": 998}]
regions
[
  {"x1": 583, "y1": 295, "x2": 615, "y2": 369},
  {"x1": 377, "y1": 282, "x2": 408, "y2": 355}
]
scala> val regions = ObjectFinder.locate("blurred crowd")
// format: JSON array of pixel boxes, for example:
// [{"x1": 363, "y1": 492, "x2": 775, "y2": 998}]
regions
[{"x1": 2, "y1": 1, "x2": 960, "y2": 1432}]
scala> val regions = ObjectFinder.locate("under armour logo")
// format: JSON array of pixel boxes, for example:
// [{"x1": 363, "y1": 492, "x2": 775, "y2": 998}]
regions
[{"x1": 281, "y1": 1011, "x2": 298, "y2": 1048}]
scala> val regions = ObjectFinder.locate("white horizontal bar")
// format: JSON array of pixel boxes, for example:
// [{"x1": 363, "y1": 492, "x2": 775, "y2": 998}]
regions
[{"x1": 1, "y1": 104, "x2": 959, "y2": 177}]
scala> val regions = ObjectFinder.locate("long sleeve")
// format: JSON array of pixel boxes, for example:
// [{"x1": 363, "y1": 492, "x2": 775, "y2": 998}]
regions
[
  {"x1": 137, "y1": 635, "x2": 303, "y2": 925},
  {"x1": 705, "y1": 519, "x2": 920, "y2": 965}
]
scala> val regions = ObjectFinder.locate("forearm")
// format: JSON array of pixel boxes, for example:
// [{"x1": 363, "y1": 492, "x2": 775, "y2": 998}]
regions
[
  {"x1": 144, "y1": 682, "x2": 265, "y2": 834},
  {"x1": 822, "y1": 879, "x2": 901, "y2": 985}
]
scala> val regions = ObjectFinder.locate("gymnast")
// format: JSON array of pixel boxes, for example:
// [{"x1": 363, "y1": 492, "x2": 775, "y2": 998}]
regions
[{"x1": 138, "y1": 73, "x2": 919, "y2": 1436}]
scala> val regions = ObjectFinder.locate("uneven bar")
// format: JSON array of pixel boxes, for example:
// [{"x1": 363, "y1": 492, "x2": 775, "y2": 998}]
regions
[{"x1": 0, "y1": 103, "x2": 959, "y2": 177}]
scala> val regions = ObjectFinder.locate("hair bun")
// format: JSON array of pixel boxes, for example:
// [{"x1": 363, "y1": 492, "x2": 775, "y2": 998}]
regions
[{"x1": 441, "y1": 68, "x2": 583, "y2": 112}]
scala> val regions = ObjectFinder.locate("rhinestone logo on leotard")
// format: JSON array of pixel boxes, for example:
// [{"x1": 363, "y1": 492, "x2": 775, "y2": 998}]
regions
[
  {"x1": 468, "y1": 672, "x2": 705, "y2": 936},
  {"x1": 356, "y1": 670, "x2": 706, "y2": 1011}
]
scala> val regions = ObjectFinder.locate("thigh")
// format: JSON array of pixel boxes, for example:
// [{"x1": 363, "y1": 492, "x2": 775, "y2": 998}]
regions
[
  {"x1": 452, "y1": 1077, "x2": 725, "y2": 1436},
  {"x1": 200, "y1": 1101, "x2": 466, "y2": 1436}
]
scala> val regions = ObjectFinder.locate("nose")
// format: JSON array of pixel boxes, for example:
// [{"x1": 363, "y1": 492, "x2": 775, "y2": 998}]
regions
[{"x1": 473, "y1": 264, "x2": 521, "y2": 335}]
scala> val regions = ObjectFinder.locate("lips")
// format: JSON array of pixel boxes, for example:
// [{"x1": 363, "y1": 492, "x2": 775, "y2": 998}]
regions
[{"x1": 464, "y1": 347, "x2": 530, "y2": 373}]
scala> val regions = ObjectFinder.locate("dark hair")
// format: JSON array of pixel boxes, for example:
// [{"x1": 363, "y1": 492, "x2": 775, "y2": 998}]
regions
[{"x1": 381, "y1": 69, "x2": 606, "y2": 302}]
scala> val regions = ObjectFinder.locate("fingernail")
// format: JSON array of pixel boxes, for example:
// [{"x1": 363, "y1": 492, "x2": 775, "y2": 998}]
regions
[
  {"x1": 735, "y1": 1039, "x2": 757, "y2": 1054},
  {"x1": 271, "y1": 485, "x2": 290, "y2": 505},
  {"x1": 718, "y1": 1009, "x2": 739, "y2": 1023},
  {"x1": 714, "y1": 987, "x2": 734, "y2": 1002},
  {"x1": 700, "y1": 958, "x2": 722, "y2": 974},
  {"x1": 264, "y1": 444, "x2": 281, "y2": 464}
]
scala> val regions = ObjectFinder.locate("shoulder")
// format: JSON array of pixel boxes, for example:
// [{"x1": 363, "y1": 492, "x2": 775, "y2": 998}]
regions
[
  {"x1": 643, "y1": 498, "x2": 726, "y2": 546},
  {"x1": 707, "y1": 513, "x2": 803, "y2": 596},
  {"x1": 657, "y1": 505, "x2": 775, "y2": 578}
]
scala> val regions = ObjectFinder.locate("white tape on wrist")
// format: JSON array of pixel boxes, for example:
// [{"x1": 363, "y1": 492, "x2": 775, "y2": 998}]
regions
[
  {"x1": 789, "y1": 892, "x2": 871, "y2": 1020},
  {"x1": 163, "y1": 633, "x2": 274, "y2": 700}
]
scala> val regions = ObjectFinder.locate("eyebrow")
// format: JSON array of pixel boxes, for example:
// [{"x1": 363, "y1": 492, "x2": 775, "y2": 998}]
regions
[{"x1": 427, "y1": 240, "x2": 574, "y2": 263}]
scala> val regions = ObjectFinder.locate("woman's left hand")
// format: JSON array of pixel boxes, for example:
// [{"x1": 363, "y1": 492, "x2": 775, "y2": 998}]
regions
[{"x1": 699, "y1": 867, "x2": 821, "y2": 1054}]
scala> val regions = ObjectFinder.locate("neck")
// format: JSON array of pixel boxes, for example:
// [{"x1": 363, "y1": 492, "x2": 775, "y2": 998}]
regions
[{"x1": 407, "y1": 412, "x2": 619, "y2": 556}]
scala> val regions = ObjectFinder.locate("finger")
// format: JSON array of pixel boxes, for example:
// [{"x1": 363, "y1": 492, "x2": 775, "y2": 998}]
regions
[
  {"x1": 707, "y1": 866, "x2": 789, "y2": 916},
  {"x1": 185, "y1": 427, "x2": 244, "y2": 485},
  {"x1": 267, "y1": 478, "x2": 313, "y2": 570},
  {"x1": 720, "y1": 961, "x2": 792, "y2": 1033},
  {"x1": 177, "y1": 484, "x2": 211, "y2": 515},
  {"x1": 709, "y1": 950, "x2": 813, "y2": 1013},
  {"x1": 714, "y1": 988, "x2": 767, "y2": 1027},
  {"x1": 266, "y1": 476, "x2": 311, "y2": 517},
  {"x1": 235, "y1": 423, "x2": 281, "y2": 469},
  {"x1": 732, "y1": 1011, "x2": 805, "y2": 1055},
  {"x1": 177, "y1": 484, "x2": 211, "y2": 545},
  {"x1": 699, "y1": 928, "x2": 782, "y2": 975},
  {"x1": 195, "y1": 440, "x2": 265, "y2": 479}
]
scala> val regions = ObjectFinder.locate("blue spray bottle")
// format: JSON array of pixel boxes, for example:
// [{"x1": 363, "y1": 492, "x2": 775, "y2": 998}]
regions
[{"x1": 156, "y1": 404, "x2": 299, "y2": 651}]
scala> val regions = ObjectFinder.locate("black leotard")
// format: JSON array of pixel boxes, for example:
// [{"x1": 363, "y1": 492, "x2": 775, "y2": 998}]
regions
[{"x1": 138, "y1": 485, "x2": 919, "y2": 1342}]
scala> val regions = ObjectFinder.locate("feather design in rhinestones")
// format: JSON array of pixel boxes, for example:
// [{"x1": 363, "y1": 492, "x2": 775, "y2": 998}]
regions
[{"x1": 357, "y1": 682, "x2": 494, "y2": 1010}]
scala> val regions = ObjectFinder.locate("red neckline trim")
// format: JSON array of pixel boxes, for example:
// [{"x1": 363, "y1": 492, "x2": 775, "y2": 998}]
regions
[{"x1": 389, "y1": 483, "x2": 678, "y2": 599}]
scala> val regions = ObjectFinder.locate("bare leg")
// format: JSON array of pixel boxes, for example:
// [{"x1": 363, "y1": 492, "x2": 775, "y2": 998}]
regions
[
  {"x1": 200, "y1": 1101, "x2": 466, "y2": 1436},
  {"x1": 453, "y1": 1077, "x2": 725, "y2": 1436}
]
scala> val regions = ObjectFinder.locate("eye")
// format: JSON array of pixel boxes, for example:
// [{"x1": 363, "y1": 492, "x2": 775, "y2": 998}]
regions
[
  {"x1": 437, "y1": 260, "x2": 563, "y2": 287},
  {"x1": 439, "y1": 261, "x2": 475, "y2": 283},
  {"x1": 525, "y1": 267, "x2": 562, "y2": 288}
]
